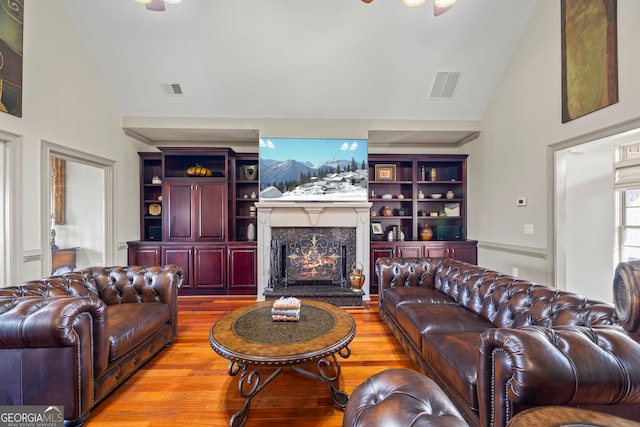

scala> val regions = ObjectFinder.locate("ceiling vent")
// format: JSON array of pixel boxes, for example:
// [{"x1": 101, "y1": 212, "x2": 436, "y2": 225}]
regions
[
  {"x1": 429, "y1": 72, "x2": 461, "y2": 99},
  {"x1": 161, "y1": 82, "x2": 184, "y2": 97}
]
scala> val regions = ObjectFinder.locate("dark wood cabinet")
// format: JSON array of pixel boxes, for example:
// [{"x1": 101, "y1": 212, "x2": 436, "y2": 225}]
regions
[
  {"x1": 163, "y1": 180, "x2": 226, "y2": 241},
  {"x1": 227, "y1": 244, "x2": 258, "y2": 294},
  {"x1": 194, "y1": 246, "x2": 226, "y2": 290},
  {"x1": 232, "y1": 154, "x2": 259, "y2": 242},
  {"x1": 162, "y1": 245, "x2": 193, "y2": 288},
  {"x1": 368, "y1": 154, "x2": 468, "y2": 241},
  {"x1": 131, "y1": 147, "x2": 257, "y2": 295},
  {"x1": 128, "y1": 243, "x2": 161, "y2": 267},
  {"x1": 368, "y1": 241, "x2": 477, "y2": 294},
  {"x1": 138, "y1": 152, "x2": 163, "y2": 241},
  {"x1": 370, "y1": 245, "x2": 395, "y2": 293},
  {"x1": 368, "y1": 154, "x2": 475, "y2": 295}
]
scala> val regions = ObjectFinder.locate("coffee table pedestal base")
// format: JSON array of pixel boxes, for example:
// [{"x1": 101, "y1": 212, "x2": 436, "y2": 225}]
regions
[{"x1": 227, "y1": 347, "x2": 351, "y2": 427}]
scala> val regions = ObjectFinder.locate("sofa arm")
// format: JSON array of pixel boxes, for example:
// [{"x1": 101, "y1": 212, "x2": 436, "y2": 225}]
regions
[
  {"x1": 0, "y1": 296, "x2": 107, "y2": 348},
  {"x1": 477, "y1": 325, "x2": 640, "y2": 427}
]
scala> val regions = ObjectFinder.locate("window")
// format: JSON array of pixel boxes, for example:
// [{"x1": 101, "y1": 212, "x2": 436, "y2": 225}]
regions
[{"x1": 616, "y1": 141, "x2": 640, "y2": 262}]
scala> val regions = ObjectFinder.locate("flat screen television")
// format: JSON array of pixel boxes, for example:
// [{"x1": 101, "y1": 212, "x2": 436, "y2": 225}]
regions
[{"x1": 259, "y1": 137, "x2": 368, "y2": 202}]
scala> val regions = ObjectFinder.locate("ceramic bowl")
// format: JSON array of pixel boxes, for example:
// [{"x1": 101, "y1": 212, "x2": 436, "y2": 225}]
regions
[
  {"x1": 430, "y1": 193, "x2": 442, "y2": 199},
  {"x1": 381, "y1": 194, "x2": 393, "y2": 199}
]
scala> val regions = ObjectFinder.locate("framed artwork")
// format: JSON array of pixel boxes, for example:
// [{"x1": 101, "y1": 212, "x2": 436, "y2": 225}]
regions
[
  {"x1": 375, "y1": 164, "x2": 396, "y2": 181},
  {"x1": 0, "y1": 1, "x2": 24, "y2": 117},
  {"x1": 371, "y1": 222, "x2": 384, "y2": 235},
  {"x1": 561, "y1": 0, "x2": 618, "y2": 123},
  {"x1": 52, "y1": 157, "x2": 65, "y2": 225}
]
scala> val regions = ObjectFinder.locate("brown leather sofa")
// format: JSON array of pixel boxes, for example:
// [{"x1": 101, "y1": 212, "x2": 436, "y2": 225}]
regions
[
  {"x1": 360, "y1": 257, "x2": 640, "y2": 427},
  {"x1": 0, "y1": 265, "x2": 183, "y2": 426}
]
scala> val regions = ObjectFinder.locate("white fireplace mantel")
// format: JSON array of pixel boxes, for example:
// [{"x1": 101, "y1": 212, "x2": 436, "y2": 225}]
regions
[{"x1": 255, "y1": 201, "x2": 372, "y2": 301}]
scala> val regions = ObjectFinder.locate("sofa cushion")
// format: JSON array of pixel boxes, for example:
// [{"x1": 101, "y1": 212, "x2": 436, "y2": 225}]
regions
[
  {"x1": 396, "y1": 303, "x2": 491, "y2": 351},
  {"x1": 421, "y1": 332, "x2": 483, "y2": 410},
  {"x1": 382, "y1": 286, "x2": 455, "y2": 318},
  {"x1": 107, "y1": 302, "x2": 170, "y2": 361}
]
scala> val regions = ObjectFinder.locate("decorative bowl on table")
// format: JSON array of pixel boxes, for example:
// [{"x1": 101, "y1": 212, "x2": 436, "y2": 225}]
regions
[{"x1": 430, "y1": 193, "x2": 442, "y2": 199}]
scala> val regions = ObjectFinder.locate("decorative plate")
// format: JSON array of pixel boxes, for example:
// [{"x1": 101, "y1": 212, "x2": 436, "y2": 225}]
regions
[{"x1": 149, "y1": 203, "x2": 161, "y2": 216}]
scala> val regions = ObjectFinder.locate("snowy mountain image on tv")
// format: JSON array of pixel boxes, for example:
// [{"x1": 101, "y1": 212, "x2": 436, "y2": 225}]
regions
[{"x1": 259, "y1": 137, "x2": 368, "y2": 202}]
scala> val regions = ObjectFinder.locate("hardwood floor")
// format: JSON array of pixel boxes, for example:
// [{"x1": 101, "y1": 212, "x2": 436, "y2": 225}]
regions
[{"x1": 86, "y1": 296, "x2": 414, "y2": 427}]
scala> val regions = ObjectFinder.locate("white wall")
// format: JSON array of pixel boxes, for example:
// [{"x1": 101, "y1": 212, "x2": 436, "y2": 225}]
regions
[
  {"x1": 564, "y1": 139, "x2": 615, "y2": 301},
  {"x1": 0, "y1": 1, "x2": 150, "y2": 283},
  {"x1": 465, "y1": 1, "x2": 640, "y2": 297}
]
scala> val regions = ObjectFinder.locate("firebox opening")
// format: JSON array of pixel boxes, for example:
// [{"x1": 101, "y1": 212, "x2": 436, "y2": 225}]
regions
[{"x1": 269, "y1": 227, "x2": 357, "y2": 289}]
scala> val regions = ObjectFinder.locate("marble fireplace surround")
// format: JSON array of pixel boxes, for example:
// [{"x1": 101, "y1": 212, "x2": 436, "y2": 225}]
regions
[{"x1": 255, "y1": 201, "x2": 372, "y2": 301}]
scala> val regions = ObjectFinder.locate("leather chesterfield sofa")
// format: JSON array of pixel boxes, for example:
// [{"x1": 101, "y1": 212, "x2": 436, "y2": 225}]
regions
[
  {"x1": 351, "y1": 257, "x2": 640, "y2": 427},
  {"x1": 0, "y1": 265, "x2": 183, "y2": 426}
]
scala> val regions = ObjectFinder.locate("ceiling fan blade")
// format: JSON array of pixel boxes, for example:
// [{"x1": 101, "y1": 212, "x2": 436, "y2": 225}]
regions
[
  {"x1": 146, "y1": 0, "x2": 166, "y2": 11},
  {"x1": 433, "y1": 5, "x2": 451, "y2": 15}
]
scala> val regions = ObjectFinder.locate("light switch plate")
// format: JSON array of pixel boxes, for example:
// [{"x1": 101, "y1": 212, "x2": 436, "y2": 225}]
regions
[{"x1": 517, "y1": 197, "x2": 527, "y2": 207}]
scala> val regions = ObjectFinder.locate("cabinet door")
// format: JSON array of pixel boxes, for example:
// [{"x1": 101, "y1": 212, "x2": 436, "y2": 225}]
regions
[
  {"x1": 370, "y1": 245, "x2": 395, "y2": 295},
  {"x1": 195, "y1": 182, "x2": 226, "y2": 240},
  {"x1": 193, "y1": 246, "x2": 226, "y2": 290},
  {"x1": 448, "y1": 241, "x2": 477, "y2": 264},
  {"x1": 163, "y1": 182, "x2": 193, "y2": 240},
  {"x1": 227, "y1": 246, "x2": 257, "y2": 294},
  {"x1": 162, "y1": 246, "x2": 193, "y2": 288},
  {"x1": 397, "y1": 244, "x2": 424, "y2": 258},
  {"x1": 423, "y1": 242, "x2": 450, "y2": 259},
  {"x1": 128, "y1": 244, "x2": 161, "y2": 266}
]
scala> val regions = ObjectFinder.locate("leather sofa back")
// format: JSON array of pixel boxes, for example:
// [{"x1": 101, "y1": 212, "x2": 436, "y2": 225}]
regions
[
  {"x1": 377, "y1": 257, "x2": 617, "y2": 329},
  {"x1": 0, "y1": 271, "x2": 99, "y2": 299},
  {"x1": 80, "y1": 265, "x2": 172, "y2": 305},
  {"x1": 434, "y1": 258, "x2": 617, "y2": 328}
]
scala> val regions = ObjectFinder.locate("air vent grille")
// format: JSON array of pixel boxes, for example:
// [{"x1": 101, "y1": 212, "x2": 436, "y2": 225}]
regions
[
  {"x1": 429, "y1": 72, "x2": 461, "y2": 99},
  {"x1": 161, "y1": 82, "x2": 184, "y2": 97}
]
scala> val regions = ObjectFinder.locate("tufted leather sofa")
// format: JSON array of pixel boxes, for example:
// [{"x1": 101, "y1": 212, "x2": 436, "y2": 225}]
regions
[
  {"x1": 0, "y1": 265, "x2": 183, "y2": 426},
  {"x1": 368, "y1": 257, "x2": 640, "y2": 427}
]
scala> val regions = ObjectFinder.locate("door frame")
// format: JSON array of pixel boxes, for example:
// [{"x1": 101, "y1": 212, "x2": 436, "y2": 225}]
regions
[
  {"x1": 0, "y1": 131, "x2": 22, "y2": 286},
  {"x1": 41, "y1": 141, "x2": 116, "y2": 276},
  {"x1": 549, "y1": 116, "x2": 640, "y2": 289}
]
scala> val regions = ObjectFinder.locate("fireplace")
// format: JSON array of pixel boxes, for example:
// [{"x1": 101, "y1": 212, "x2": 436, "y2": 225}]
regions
[
  {"x1": 255, "y1": 201, "x2": 372, "y2": 304},
  {"x1": 270, "y1": 227, "x2": 356, "y2": 287}
]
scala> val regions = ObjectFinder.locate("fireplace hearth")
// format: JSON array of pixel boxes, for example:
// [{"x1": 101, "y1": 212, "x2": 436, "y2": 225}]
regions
[{"x1": 256, "y1": 201, "x2": 371, "y2": 306}]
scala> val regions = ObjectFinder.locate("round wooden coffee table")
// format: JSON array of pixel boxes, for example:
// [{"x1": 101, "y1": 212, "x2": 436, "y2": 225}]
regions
[
  {"x1": 209, "y1": 299, "x2": 356, "y2": 427},
  {"x1": 508, "y1": 406, "x2": 640, "y2": 427}
]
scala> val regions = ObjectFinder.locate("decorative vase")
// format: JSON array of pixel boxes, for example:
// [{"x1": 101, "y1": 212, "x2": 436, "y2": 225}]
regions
[
  {"x1": 446, "y1": 190, "x2": 455, "y2": 199},
  {"x1": 349, "y1": 262, "x2": 366, "y2": 291},
  {"x1": 247, "y1": 222, "x2": 256, "y2": 241},
  {"x1": 243, "y1": 165, "x2": 258, "y2": 180},
  {"x1": 382, "y1": 206, "x2": 393, "y2": 217},
  {"x1": 420, "y1": 224, "x2": 433, "y2": 241}
]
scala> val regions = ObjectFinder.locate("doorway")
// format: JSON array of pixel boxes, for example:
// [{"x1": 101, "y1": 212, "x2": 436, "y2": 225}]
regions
[
  {"x1": 42, "y1": 142, "x2": 115, "y2": 275},
  {"x1": 551, "y1": 118, "x2": 640, "y2": 303}
]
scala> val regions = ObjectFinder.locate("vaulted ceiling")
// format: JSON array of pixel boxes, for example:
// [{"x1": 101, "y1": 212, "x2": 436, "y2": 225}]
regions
[{"x1": 61, "y1": 0, "x2": 537, "y2": 145}]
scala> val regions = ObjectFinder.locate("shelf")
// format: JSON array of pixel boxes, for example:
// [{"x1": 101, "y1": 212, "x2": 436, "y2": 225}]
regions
[{"x1": 370, "y1": 198, "x2": 413, "y2": 202}]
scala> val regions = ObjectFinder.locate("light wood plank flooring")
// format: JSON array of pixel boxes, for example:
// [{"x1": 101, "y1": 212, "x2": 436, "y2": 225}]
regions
[{"x1": 85, "y1": 296, "x2": 414, "y2": 427}]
